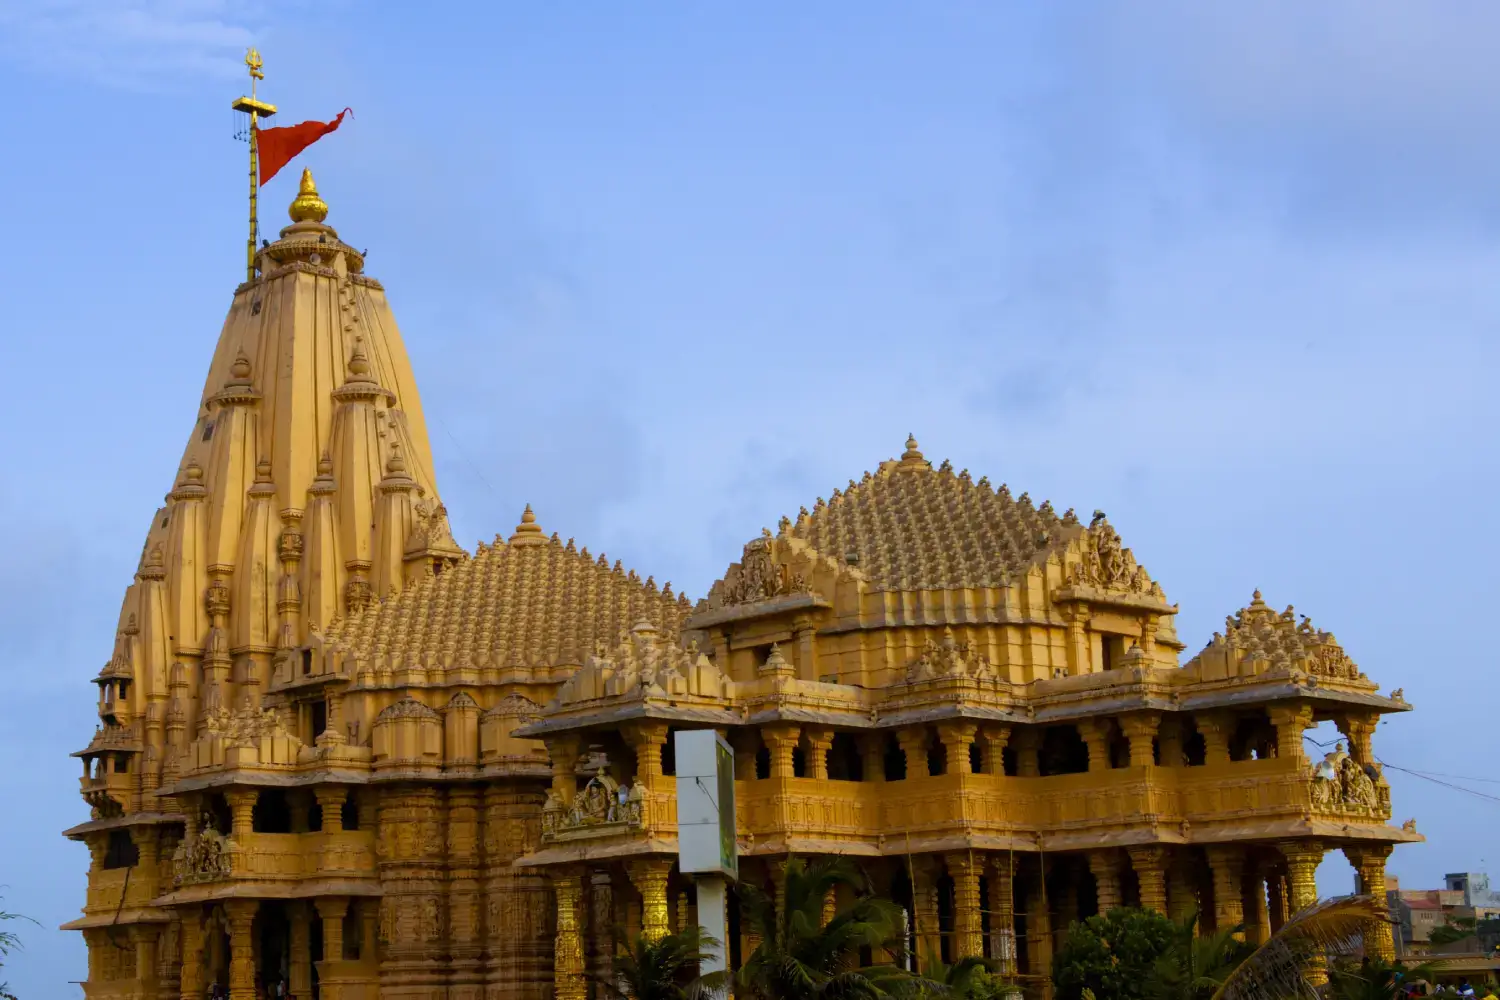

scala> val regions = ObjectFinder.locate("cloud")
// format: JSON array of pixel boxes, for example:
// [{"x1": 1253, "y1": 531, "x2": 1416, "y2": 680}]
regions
[{"x1": 0, "y1": 0, "x2": 267, "y2": 87}]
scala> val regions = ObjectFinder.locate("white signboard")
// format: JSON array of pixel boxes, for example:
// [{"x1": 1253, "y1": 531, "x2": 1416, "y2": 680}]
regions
[{"x1": 673, "y1": 729, "x2": 738, "y2": 880}]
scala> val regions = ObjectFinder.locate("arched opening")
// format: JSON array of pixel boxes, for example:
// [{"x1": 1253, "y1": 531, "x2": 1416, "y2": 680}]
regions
[
  {"x1": 889, "y1": 868, "x2": 915, "y2": 972},
  {"x1": 257, "y1": 902, "x2": 291, "y2": 994},
  {"x1": 936, "y1": 874, "x2": 956, "y2": 966},
  {"x1": 969, "y1": 742, "x2": 983, "y2": 774},
  {"x1": 791, "y1": 746, "x2": 807, "y2": 778},
  {"x1": 1184, "y1": 727, "x2": 1207, "y2": 767},
  {"x1": 754, "y1": 745, "x2": 771, "y2": 780},
  {"x1": 1231, "y1": 712, "x2": 1275, "y2": 761},
  {"x1": 341, "y1": 790, "x2": 360, "y2": 831},
  {"x1": 204, "y1": 793, "x2": 232, "y2": 834}
]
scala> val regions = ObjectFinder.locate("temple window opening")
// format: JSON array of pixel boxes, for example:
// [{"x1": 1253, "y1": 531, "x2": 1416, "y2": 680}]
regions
[
  {"x1": 827, "y1": 731, "x2": 862, "y2": 780},
  {"x1": 102, "y1": 830, "x2": 138, "y2": 869},
  {"x1": 341, "y1": 789, "x2": 360, "y2": 830},
  {"x1": 252, "y1": 789, "x2": 292, "y2": 833}
]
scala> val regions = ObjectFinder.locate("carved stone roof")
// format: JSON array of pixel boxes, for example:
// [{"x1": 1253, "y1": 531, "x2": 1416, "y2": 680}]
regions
[
  {"x1": 1184, "y1": 591, "x2": 1367, "y2": 682},
  {"x1": 775, "y1": 435, "x2": 1079, "y2": 592},
  {"x1": 322, "y1": 508, "x2": 693, "y2": 670}
]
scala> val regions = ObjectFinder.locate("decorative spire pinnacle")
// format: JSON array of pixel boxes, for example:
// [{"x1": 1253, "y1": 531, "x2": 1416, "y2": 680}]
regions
[
  {"x1": 289, "y1": 168, "x2": 328, "y2": 224},
  {"x1": 894, "y1": 433, "x2": 929, "y2": 472},
  {"x1": 509, "y1": 504, "x2": 545, "y2": 545},
  {"x1": 255, "y1": 457, "x2": 273, "y2": 483},
  {"x1": 317, "y1": 451, "x2": 333, "y2": 477},
  {"x1": 347, "y1": 337, "x2": 371, "y2": 377},
  {"x1": 386, "y1": 443, "x2": 407, "y2": 476},
  {"x1": 182, "y1": 460, "x2": 204, "y2": 485}
]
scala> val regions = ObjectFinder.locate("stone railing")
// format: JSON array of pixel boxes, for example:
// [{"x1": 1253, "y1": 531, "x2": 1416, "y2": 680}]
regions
[{"x1": 173, "y1": 830, "x2": 377, "y2": 885}]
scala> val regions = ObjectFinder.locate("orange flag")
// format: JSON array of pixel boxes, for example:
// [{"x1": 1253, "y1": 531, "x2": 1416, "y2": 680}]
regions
[{"x1": 257, "y1": 108, "x2": 352, "y2": 186}]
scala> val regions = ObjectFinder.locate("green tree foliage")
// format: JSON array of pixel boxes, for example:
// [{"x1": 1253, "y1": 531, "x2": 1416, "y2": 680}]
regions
[
  {"x1": 736, "y1": 856, "x2": 911, "y2": 1000},
  {"x1": 1141, "y1": 917, "x2": 1254, "y2": 1000},
  {"x1": 0, "y1": 897, "x2": 37, "y2": 1000},
  {"x1": 1429, "y1": 917, "x2": 1478, "y2": 946},
  {"x1": 1053, "y1": 908, "x2": 1181, "y2": 1000},
  {"x1": 593, "y1": 925, "x2": 725, "y2": 1000}
]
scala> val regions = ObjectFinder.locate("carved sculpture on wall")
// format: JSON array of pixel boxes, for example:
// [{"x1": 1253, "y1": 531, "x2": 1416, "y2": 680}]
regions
[
  {"x1": 542, "y1": 768, "x2": 644, "y2": 839},
  {"x1": 1066, "y1": 516, "x2": 1165, "y2": 598},
  {"x1": 904, "y1": 627, "x2": 996, "y2": 683},
  {"x1": 716, "y1": 531, "x2": 810, "y2": 607},
  {"x1": 174, "y1": 815, "x2": 233, "y2": 885},
  {"x1": 1310, "y1": 743, "x2": 1380, "y2": 812}
]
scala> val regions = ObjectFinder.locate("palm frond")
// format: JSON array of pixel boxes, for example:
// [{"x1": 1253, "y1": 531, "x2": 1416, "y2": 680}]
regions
[{"x1": 1210, "y1": 896, "x2": 1392, "y2": 1000}]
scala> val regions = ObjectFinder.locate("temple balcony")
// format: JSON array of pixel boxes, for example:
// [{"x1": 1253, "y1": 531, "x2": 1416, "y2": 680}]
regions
[{"x1": 173, "y1": 829, "x2": 377, "y2": 888}]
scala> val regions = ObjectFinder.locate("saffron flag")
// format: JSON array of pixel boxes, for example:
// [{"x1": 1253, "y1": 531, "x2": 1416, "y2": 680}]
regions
[{"x1": 257, "y1": 108, "x2": 352, "y2": 186}]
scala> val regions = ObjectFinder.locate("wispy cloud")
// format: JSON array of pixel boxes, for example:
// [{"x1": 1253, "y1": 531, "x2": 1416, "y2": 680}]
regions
[{"x1": 0, "y1": 0, "x2": 268, "y2": 87}]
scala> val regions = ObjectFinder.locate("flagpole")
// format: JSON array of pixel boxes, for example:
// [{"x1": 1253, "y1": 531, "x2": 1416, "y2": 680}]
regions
[{"x1": 233, "y1": 49, "x2": 277, "y2": 283}]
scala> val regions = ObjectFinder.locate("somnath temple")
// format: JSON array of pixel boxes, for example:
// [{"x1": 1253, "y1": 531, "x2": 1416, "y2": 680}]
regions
[{"x1": 64, "y1": 174, "x2": 1421, "y2": 1000}]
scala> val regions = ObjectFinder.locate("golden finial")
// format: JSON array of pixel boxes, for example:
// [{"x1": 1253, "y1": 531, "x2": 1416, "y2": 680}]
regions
[
  {"x1": 386, "y1": 443, "x2": 407, "y2": 475},
  {"x1": 228, "y1": 348, "x2": 253, "y2": 386},
  {"x1": 246, "y1": 48, "x2": 264, "y2": 85},
  {"x1": 289, "y1": 168, "x2": 328, "y2": 224},
  {"x1": 510, "y1": 504, "x2": 545, "y2": 545}
]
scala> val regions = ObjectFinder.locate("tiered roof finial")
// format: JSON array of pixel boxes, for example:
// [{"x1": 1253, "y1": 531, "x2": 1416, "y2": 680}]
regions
[
  {"x1": 348, "y1": 337, "x2": 371, "y2": 377},
  {"x1": 900, "y1": 433, "x2": 925, "y2": 466},
  {"x1": 510, "y1": 504, "x2": 545, "y2": 546},
  {"x1": 227, "y1": 349, "x2": 253, "y2": 388},
  {"x1": 289, "y1": 168, "x2": 328, "y2": 224}
]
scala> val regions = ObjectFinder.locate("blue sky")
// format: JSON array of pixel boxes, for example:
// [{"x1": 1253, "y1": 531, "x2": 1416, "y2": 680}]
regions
[{"x1": 2, "y1": 2, "x2": 1498, "y2": 994}]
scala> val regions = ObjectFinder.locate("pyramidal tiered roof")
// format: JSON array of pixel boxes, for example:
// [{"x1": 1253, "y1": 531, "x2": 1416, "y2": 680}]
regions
[
  {"x1": 778, "y1": 435, "x2": 1083, "y2": 591},
  {"x1": 1184, "y1": 590, "x2": 1371, "y2": 684},
  {"x1": 320, "y1": 506, "x2": 694, "y2": 671}
]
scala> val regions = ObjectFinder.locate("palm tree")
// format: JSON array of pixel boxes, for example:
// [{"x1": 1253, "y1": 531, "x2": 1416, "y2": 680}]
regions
[
  {"x1": 594, "y1": 925, "x2": 725, "y2": 1000},
  {"x1": 1209, "y1": 895, "x2": 1395, "y2": 1000},
  {"x1": 1142, "y1": 914, "x2": 1254, "y2": 1000},
  {"x1": 895, "y1": 955, "x2": 1013, "y2": 999},
  {"x1": 736, "y1": 855, "x2": 912, "y2": 1000},
  {"x1": 0, "y1": 897, "x2": 37, "y2": 1000}
]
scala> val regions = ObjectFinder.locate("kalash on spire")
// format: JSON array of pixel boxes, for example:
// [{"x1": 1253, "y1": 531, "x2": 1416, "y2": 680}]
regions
[{"x1": 60, "y1": 48, "x2": 469, "y2": 998}]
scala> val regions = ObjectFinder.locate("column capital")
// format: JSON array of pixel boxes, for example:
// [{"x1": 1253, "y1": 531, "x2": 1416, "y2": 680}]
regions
[
  {"x1": 223, "y1": 897, "x2": 259, "y2": 926},
  {"x1": 314, "y1": 895, "x2": 349, "y2": 922}
]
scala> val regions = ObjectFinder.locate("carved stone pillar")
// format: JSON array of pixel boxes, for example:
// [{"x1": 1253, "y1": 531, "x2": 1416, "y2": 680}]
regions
[
  {"x1": 288, "y1": 902, "x2": 311, "y2": 1000},
  {"x1": 1128, "y1": 845, "x2": 1169, "y2": 914},
  {"x1": 793, "y1": 615, "x2": 819, "y2": 679},
  {"x1": 552, "y1": 868, "x2": 587, "y2": 1000},
  {"x1": 483, "y1": 783, "x2": 552, "y2": 1000},
  {"x1": 225, "y1": 788, "x2": 256, "y2": 839},
  {"x1": 1337, "y1": 712, "x2": 1379, "y2": 766},
  {"x1": 1195, "y1": 713, "x2": 1232, "y2": 765},
  {"x1": 1167, "y1": 851, "x2": 1198, "y2": 923},
  {"x1": 131, "y1": 925, "x2": 160, "y2": 992},
  {"x1": 1077, "y1": 718, "x2": 1112, "y2": 772},
  {"x1": 897, "y1": 727, "x2": 929, "y2": 779},
  {"x1": 623, "y1": 723, "x2": 668, "y2": 792},
  {"x1": 987, "y1": 854, "x2": 1017, "y2": 974},
  {"x1": 857, "y1": 734, "x2": 886, "y2": 783},
  {"x1": 762, "y1": 724, "x2": 801, "y2": 779},
  {"x1": 447, "y1": 785, "x2": 484, "y2": 997},
  {"x1": 1279, "y1": 839, "x2": 1327, "y2": 985},
  {"x1": 979, "y1": 725, "x2": 1011, "y2": 776},
  {"x1": 1268, "y1": 870, "x2": 1288, "y2": 932},
  {"x1": 1206, "y1": 846, "x2": 1246, "y2": 938},
  {"x1": 945, "y1": 853, "x2": 984, "y2": 958},
  {"x1": 1014, "y1": 727, "x2": 1041, "y2": 777},
  {"x1": 938, "y1": 721, "x2": 978, "y2": 776},
  {"x1": 911, "y1": 857, "x2": 941, "y2": 972},
  {"x1": 316, "y1": 786, "x2": 347, "y2": 833},
  {"x1": 588, "y1": 870, "x2": 614, "y2": 990},
  {"x1": 802, "y1": 727, "x2": 833, "y2": 780},
  {"x1": 377, "y1": 786, "x2": 446, "y2": 997},
  {"x1": 1089, "y1": 850, "x2": 1124, "y2": 913},
  {"x1": 179, "y1": 908, "x2": 204, "y2": 1000},
  {"x1": 1064, "y1": 604, "x2": 1090, "y2": 675},
  {"x1": 629, "y1": 858, "x2": 673, "y2": 943},
  {"x1": 225, "y1": 899, "x2": 258, "y2": 1000},
  {"x1": 1269, "y1": 703, "x2": 1314, "y2": 763},
  {"x1": 545, "y1": 735, "x2": 582, "y2": 802},
  {"x1": 1243, "y1": 859, "x2": 1272, "y2": 945},
  {"x1": 317, "y1": 896, "x2": 348, "y2": 966},
  {"x1": 1121, "y1": 713, "x2": 1160, "y2": 768},
  {"x1": 1024, "y1": 863, "x2": 1053, "y2": 981},
  {"x1": 1157, "y1": 717, "x2": 1186, "y2": 767},
  {"x1": 1345, "y1": 844, "x2": 1395, "y2": 960}
]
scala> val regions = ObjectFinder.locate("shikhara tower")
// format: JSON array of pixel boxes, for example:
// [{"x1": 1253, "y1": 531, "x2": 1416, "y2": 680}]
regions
[{"x1": 67, "y1": 113, "x2": 1419, "y2": 1000}]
